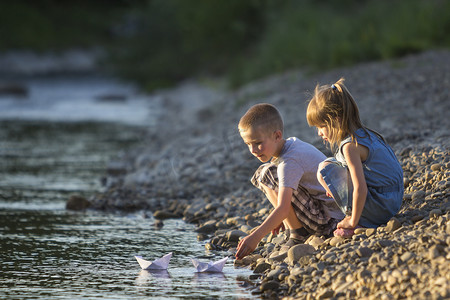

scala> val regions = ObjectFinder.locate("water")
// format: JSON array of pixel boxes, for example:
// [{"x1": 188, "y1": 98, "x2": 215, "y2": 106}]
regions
[{"x1": 0, "y1": 77, "x2": 254, "y2": 299}]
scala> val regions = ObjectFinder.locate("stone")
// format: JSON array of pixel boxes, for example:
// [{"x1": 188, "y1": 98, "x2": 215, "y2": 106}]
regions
[
  {"x1": 254, "y1": 262, "x2": 271, "y2": 274},
  {"x1": 385, "y1": 218, "x2": 402, "y2": 233},
  {"x1": 260, "y1": 280, "x2": 280, "y2": 292},
  {"x1": 66, "y1": 195, "x2": 91, "y2": 211},
  {"x1": 330, "y1": 236, "x2": 345, "y2": 247},
  {"x1": 430, "y1": 163, "x2": 441, "y2": 172},
  {"x1": 317, "y1": 289, "x2": 334, "y2": 299},
  {"x1": 429, "y1": 209, "x2": 442, "y2": 218},
  {"x1": 234, "y1": 254, "x2": 261, "y2": 267},
  {"x1": 356, "y1": 247, "x2": 374, "y2": 258},
  {"x1": 411, "y1": 190, "x2": 426, "y2": 201},
  {"x1": 400, "y1": 252, "x2": 415, "y2": 263},
  {"x1": 354, "y1": 228, "x2": 366, "y2": 235},
  {"x1": 226, "y1": 230, "x2": 247, "y2": 242},
  {"x1": 308, "y1": 236, "x2": 325, "y2": 249},
  {"x1": 196, "y1": 221, "x2": 216, "y2": 233},
  {"x1": 267, "y1": 269, "x2": 282, "y2": 280},
  {"x1": 268, "y1": 252, "x2": 288, "y2": 263},
  {"x1": 153, "y1": 210, "x2": 179, "y2": 219},
  {"x1": 287, "y1": 244, "x2": 315, "y2": 264},
  {"x1": 366, "y1": 228, "x2": 376, "y2": 236}
]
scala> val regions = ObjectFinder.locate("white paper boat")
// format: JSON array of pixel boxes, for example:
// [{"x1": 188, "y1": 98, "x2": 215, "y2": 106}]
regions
[
  {"x1": 191, "y1": 257, "x2": 228, "y2": 273},
  {"x1": 135, "y1": 252, "x2": 172, "y2": 270}
]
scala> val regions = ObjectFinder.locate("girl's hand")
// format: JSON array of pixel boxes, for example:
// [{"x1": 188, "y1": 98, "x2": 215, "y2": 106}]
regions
[
  {"x1": 337, "y1": 216, "x2": 356, "y2": 229},
  {"x1": 271, "y1": 223, "x2": 285, "y2": 235},
  {"x1": 235, "y1": 234, "x2": 259, "y2": 260}
]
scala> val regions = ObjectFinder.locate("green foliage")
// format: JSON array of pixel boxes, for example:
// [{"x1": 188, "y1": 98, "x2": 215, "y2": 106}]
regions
[
  {"x1": 107, "y1": 0, "x2": 265, "y2": 90},
  {"x1": 0, "y1": 1, "x2": 128, "y2": 51},
  {"x1": 1, "y1": 0, "x2": 449, "y2": 90},
  {"x1": 229, "y1": 0, "x2": 450, "y2": 87}
]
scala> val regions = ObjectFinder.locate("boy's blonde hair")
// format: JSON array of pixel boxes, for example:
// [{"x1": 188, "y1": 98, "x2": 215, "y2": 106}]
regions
[
  {"x1": 239, "y1": 103, "x2": 283, "y2": 134},
  {"x1": 306, "y1": 78, "x2": 363, "y2": 149}
]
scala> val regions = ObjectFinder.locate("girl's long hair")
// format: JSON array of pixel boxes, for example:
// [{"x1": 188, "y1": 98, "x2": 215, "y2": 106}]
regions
[{"x1": 306, "y1": 78, "x2": 373, "y2": 151}]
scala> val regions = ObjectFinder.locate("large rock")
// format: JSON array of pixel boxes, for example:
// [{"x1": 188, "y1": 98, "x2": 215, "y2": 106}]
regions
[
  {"x1": 287, "y1": 244, "x2": 315, "y2": 264},
  {"x1": 66, "y1": 195, "x2": 91, "y2": 211},
  {"x1": 226, "y1": 230, "x2": 247, "y2": 242},
  {"x1": 153, "y1": 210, "x2": 179, "y2": 220}
]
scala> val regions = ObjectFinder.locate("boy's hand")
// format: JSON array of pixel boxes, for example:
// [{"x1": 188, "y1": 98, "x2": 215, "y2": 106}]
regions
[
  {"x1": 271, "y1": 223, "x2": 285, "y2": 235},
  {"x1": 235, "y1": 234, "x2": 259, "y2": 260},
  {"x1": 337, "y1": 216, "x2": 356, "y2": 229}
]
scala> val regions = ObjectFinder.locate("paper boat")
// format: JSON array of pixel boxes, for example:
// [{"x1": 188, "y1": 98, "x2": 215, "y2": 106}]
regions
[
  {"x1": 191, "y1": 257, "x2": 228, "y2": 273},
  {"x1": 135, "y1": 252, "x2": 172, "y2": 270}
]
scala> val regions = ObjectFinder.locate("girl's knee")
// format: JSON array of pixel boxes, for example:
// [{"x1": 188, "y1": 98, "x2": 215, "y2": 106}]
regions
[{"x1": 317, "y1": 161, "x2": 331, "y2": 181}]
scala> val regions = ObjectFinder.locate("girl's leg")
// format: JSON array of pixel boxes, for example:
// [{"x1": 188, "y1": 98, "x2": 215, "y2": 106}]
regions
[
  {"x1": 317, "y1": 161, "x2": 334, "y2": 198},
  {"x1": 317, "y1": 158, "x2": 352, "y2": 216}
]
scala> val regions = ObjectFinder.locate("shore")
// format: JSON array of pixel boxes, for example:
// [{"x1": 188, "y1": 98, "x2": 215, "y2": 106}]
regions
[{"x1": 88, "y1": 50, "x2": 449, "y2": 299}]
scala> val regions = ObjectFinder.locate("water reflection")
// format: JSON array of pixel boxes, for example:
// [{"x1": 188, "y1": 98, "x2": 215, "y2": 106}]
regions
[{"x1": 0, "y1": 116, "x2": 254, "y2": 298}]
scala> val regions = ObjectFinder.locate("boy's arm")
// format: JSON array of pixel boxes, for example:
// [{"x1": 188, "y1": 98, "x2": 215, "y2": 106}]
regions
[{"x1": 235, "y1": 187, "x2": 293, "y2": 260}]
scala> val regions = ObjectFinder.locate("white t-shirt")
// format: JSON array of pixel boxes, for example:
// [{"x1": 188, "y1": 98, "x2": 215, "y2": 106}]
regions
[{"x1": 271, "y1": 137, "x2": 344, "y2": 219}]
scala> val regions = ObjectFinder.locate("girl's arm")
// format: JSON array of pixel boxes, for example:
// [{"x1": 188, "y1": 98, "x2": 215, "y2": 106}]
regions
[
  {"x1": 235, "y1": 187, "x2": 292, "y2": 259},
  {"x1": 340, "y1": 142, "x2": 368, "y2": 228}
]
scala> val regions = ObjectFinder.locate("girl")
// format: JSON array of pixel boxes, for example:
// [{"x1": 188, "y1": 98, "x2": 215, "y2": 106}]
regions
[{"x1": 306, "y1": 78, "x2": 403, "y2": 237}]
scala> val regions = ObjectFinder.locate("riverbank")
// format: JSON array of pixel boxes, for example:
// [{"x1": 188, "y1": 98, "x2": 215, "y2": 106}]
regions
[{"x1": 89, "y1": 50, "x2": 449, "y2": 299}]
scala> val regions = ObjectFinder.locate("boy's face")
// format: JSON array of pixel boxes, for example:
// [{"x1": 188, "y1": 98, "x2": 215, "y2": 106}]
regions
[{"x1": 239, "y1": 125, "x2": 282, "y2": 162}]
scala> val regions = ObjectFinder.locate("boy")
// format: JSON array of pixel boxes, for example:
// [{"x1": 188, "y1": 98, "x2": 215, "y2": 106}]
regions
[{"x1": 235, "y1": 103, "x2": 344, "y2": 260}]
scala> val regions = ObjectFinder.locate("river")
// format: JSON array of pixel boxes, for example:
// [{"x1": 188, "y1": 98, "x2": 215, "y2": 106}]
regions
[{"x1": 0, "y1": 76, "x2": 254, "y2": 299}]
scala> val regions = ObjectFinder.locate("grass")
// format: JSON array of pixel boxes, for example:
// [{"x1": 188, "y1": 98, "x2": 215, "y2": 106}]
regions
[{"x1": 0, "y1": 0, "x2": 449, "y2": 90}]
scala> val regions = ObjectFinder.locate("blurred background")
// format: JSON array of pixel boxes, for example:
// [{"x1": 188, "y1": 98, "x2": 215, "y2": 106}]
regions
[{"x1": 1, "y1": 0, "x2": 449, "y2": 90}]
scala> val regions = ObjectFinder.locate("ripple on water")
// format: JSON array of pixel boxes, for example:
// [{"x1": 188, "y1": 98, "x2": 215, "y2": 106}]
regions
[{"x1": 0, "y1": 210, "x2": 255, "y2": 299}]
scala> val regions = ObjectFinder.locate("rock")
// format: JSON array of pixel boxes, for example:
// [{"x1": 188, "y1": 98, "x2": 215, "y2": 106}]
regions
[
  {"x1": 0, "y1": 82, "x2": 28, "y2": 97},
  {"x1": 308, "y1": 236, "x2": 325, "y2": 249},
  {"x1": 356, "y1": 247, "x2": 374, "y2": 258},
  {"x1": 153, "y1": 210, "x2": 178, "y2": 220},
  {"x1": 411, "y1": 190, "x2": 426, "y2": 201},
  {"x1": 106, "y1": 161, "x2": 127, "y2": 176},
  {"x1": 354, "y1": 228, "x2": 366, "y2": 235},
  {"x1": 260, "y1": 280, "x2": 280, "y2": 292},
  {"x1": 196, "y1": 221, "x2": 216, "y2": 233},
  {"x1": 153, "y1": 219, "x2": 164, "y2": 228},
  {"x1": 400, "y1": 252, "x2": 415, "y2": 263},
  {"x1": 95, "y1": 94, "x2": 127, "y2": 102},
  {"x1": 287, "y1": 244, "x2": 315, "y2": 264},
  {"x1": 365, "y1": 228, "x2": 376, "y2": 236},
  {"x1": 317, "y1": 289, "x2": 334, "y2": 299},
  {"x1": 267, "y1": 269, "x2": 282, "y2": 280},
  {"x1": 429, "y1": 209, "x2": 442, "y2": 218},
  {"x1": 66, "y1": 195, "x2": 91, "y2": 210},
  {"x1": 268, "y1": 252, "x2": 288, "y2": 263},
  {"x1": 254, "y1": 262, "x2": 271, "y2": 274},
  {"x1": 226, "y1": 230, "x2": 247, "y2": 242},
  {"x1": 430, "y1": 163, "x2": 441, "y2": 172},
  {"x1": 330, "y1": 236, "x2": 345, "y2": 247},
  {"x1": 385, "y1": 218, "x2": 402, "y2": 233},
  {"x1": 234, "y1": 254, "x2": 262, "y2": 267}
]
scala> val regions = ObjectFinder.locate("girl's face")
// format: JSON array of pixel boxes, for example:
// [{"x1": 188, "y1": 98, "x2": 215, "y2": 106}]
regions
[{"x1": 317, "y1": 126, "x2": 331, "y2": 142}]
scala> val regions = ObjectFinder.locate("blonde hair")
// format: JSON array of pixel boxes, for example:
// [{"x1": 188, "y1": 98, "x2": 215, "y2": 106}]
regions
[
  {"x1": 306, "y1": 78, "x2": 364, "y2": 149},
  {"x1": 239, "y1": 103, "x2": 283, "y2": 135}
]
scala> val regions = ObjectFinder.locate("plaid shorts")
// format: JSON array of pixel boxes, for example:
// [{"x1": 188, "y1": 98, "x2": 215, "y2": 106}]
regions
[{"x1": 251, "y1": 163, "x2": 338, "y2": 236}]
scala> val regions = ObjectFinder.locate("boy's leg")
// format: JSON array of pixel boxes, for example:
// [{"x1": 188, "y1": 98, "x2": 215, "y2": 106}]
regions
[{"x1": 261, "y1": 184, "x2": 303, "y2": 230}]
